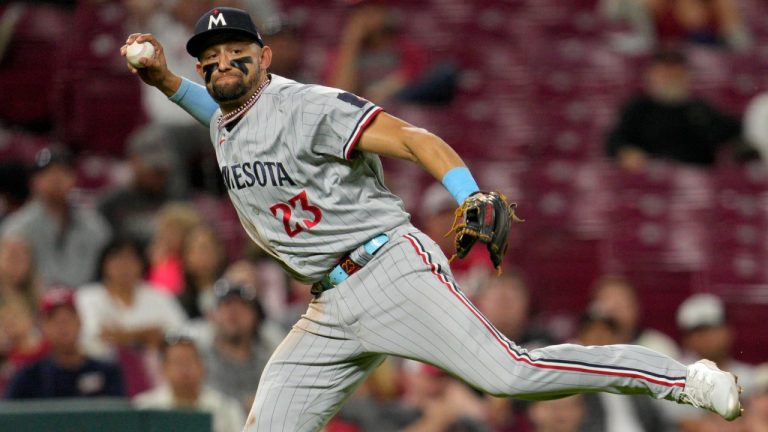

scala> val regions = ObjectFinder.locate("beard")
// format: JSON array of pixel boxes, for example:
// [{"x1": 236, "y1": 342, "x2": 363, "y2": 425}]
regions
[
  {"x1": 209, "y1": 62, "x2": 259, "y2": 103},
  {"x1": 211, "y1": 76, "x2": 250, "y2": 102}
]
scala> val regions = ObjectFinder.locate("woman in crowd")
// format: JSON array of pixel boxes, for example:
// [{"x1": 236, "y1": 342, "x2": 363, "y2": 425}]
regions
[{"x1": 76, "y1": 237, "x2": 187, "y2": 395}]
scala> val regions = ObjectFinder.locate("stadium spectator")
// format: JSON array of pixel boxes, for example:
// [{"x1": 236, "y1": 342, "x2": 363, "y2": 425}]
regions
[
  {"x1": 0, "y1": 298, "x2": 48, "y2": 393},
  {"x1": 527, "y1": 395, "x2": 586, "y2": 432},
  {"x1": 236, "y1": 243, "x2": 291, "y2": 322},
  {"x1": 0, "y1": 146, "x2": 111, "y2": 287},
  {"x1": 576, "y1": 308, "x2": 674, "y2": 432},
  {"x1": 221, "y1": 260, "x2": 286, "y2": 349},
  {"x1": 124, "y1": 0, "x2": 205, "y2": 128},
  {"x1": 0, "y1": 234, "x2": 40, "y2": 312},
  {"x1": 133, "y1": 333, "x2": 245, "y2": 432},
  {"x1": 262, "y1": 21, "x2": 305, "y2": 82},
  {"x1": 588, "y1": 274, "x2": 680, "y2": 358},
  {"x1": 331, "y1": 359, "x2": 402, "y2": 431},
  {"x1": 177, "y1": 225, "x2": 227, "y2": 319},
  {"x1": 599, "y1": 0, "x2": 751, "y2": 52},
  {"x1": 677, "y1": 294, "x2": 754, "y2": 387},
  {"x1": 147, "y1": 202, "x2": 202, "y2": 295},
  {"x1": 4, "y1": 288, "x2": 125, "y2": 399},
  {"x1": 475, "y1": 272, "x2": 554, "y2": 350},
  {"x1": 325, "y1": 0, "x2": 456, "y2": 105},
  {"x1": 201, "y1": 279, "x2": 274, "y2": 411},
  {"x1": 236, "y1": 0, "x2": 282, "y2": 34},
  {"x1": 672, "y1": 293, "x2": 754, "y2": 431},
  {"x1": 417, "y1": 183, "x2": 493, "y2": 298},
  {"x1": 471, "y1": 273, "x2": 554, "y2": 431},
  {"x1": 98, "y1": 125, "x2": 183, "y2": 248},
  {"x1": 599, "y1": 0, "x2": 657, "y2": 54},
  {"x1": 398, "y1": 364, "x2": 488, "y2": 432},
  {"x1": 124, "y1": 0, "x2": 223, "y2": 194},
  {"x1": 605, "y1": 49, "x2": 743, "y2": 170},
  {"x1": 76, "y1": 238, "x2": 187, "y2": 394},
  {"x1": 651, "y1": 0, "x2": 751, "y2": 50}
]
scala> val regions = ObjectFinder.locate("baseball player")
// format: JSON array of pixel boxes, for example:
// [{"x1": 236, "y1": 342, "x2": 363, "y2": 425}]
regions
[{"x1": 121, "y1": 7, "x2": 742, "y2": 431}]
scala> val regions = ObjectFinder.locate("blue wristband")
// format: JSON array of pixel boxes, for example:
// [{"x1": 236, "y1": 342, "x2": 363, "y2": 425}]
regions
[
  {"x1": 441, "y1": 166, "x2": 480, "y2": 204},
  {"x1": 169, "y1": 77, "x2": 219, "y2": 126}
]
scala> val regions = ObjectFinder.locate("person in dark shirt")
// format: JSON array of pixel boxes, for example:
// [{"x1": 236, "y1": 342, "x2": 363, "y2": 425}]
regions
[
  {"x1": 4, "y1": 288, "x2": 125, "y2": 399},
  {"x1": 98, "y1": 125, "x2": 182, "y2": 249},
  {"x1": 606, "y1": 49, "x2": 742, "y2": 170}
]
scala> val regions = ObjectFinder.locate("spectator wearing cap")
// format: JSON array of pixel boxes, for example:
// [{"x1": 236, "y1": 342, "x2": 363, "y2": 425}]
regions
[
  {"x1": 75, "y1": 238, "x2": 187, "y2": 395},
  {"x1": 4, "y1": 288, "x2": 125, "y2": 399},
  {"x1": 605, "y1": 49, "x2": 746, "y2": 171},
  {"x1": 133, "y1": 334, "x2": 245, "y2": 432},
  {"x1": 98, "y1": 125, "x2": 184, "y2": 249},
  {"x1": 0, "y1": 146, "x2": 111, "y2": 288},
  {"x1": 416, "y1": 183, "x2": 494, "y2": 298},
  {"x1": 200, "y1": 279, "x2": 275, "y2": 412},
  {"x1": 676, "y1": 294, "x2": 754, "y2": 388},
  {"x1": 671, "y1": 293, "x2": 755, "y2": 431}
]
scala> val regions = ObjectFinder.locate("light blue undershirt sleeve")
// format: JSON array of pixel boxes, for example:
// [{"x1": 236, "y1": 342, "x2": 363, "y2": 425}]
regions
[
  {"x1": 168, "y1": 77, "x2": 219, "y2": 126},
  {"x1": 441, "y1": 166, "x2": 480, "y2": 204}
]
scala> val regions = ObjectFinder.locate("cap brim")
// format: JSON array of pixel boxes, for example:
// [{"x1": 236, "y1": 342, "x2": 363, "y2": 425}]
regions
[{"x1": 186, "y1": 28, "x2": 263, "y2": 58}]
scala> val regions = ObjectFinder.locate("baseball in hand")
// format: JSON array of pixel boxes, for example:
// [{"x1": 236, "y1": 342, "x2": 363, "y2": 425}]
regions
[{"x1": 126, "y1": 41, "x2": 155, "y2": 68}]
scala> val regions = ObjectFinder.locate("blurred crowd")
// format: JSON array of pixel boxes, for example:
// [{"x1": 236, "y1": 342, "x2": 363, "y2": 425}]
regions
[{"x1": 1, "y1": 0, "x2": 768, "y2": 431}]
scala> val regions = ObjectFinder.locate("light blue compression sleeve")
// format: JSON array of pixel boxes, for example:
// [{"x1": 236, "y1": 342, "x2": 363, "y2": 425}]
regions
[
  {"x1": 441, "y1": 166, "x2": 480, "y2": 204},
  {"x1": 168, "y1": 77, "x2": 219, "y2": 126}
]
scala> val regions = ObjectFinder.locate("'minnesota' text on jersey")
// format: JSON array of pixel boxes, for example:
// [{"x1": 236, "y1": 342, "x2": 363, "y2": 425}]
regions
[{"x1": 209, "y1": 74, "x2": 410, "y2": 282}]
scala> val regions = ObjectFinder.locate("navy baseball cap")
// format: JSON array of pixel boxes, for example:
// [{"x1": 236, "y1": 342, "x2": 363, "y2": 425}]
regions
[{"x1": 187, "y1": 7, "x2": 265, "y2": 58}]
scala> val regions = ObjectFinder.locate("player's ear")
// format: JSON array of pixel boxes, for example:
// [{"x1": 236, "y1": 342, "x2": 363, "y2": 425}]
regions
[{"x1": 259, "y1": 45, "x2": 272, "y2": 72}]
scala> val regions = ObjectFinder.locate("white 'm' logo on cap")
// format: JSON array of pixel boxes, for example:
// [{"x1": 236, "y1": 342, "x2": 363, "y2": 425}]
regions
[{"x1": 208, "y1": 13, "x2": 227, "y2": 29}]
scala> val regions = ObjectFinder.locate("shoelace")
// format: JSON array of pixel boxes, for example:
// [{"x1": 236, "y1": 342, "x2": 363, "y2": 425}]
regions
[{"x1": 680, "y1": 366, "x2": 715, "y2": 407}]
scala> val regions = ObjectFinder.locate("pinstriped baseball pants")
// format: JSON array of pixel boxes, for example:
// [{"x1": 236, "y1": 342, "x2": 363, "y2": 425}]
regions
[{"x1": 243, "y1": 225, "x2": 687, "y2": 432}]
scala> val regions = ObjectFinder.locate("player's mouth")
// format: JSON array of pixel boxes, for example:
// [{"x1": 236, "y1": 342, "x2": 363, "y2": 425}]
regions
[{"x1": 215, "y1": 74, "x2": 242, "y2": 83}]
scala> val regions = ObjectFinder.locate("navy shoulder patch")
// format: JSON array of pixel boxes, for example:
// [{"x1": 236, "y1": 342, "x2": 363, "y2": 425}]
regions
[{"x1": 337, "y1": 92, "x2": 367, "y2": 108}]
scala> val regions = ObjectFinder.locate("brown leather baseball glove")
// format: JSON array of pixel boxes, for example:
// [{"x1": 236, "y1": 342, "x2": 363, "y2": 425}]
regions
[{"x1": 448, "y1": 191, "x2": 524, "y2": 273}]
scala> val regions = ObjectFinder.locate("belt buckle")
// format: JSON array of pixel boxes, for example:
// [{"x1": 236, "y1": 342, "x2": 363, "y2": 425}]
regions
[
  {"x1": 313, "y1": 234, "x2": 389, "y2": 296},
  {"x1": 310, "y1": 282, "x2": 325, "y2": 296}
]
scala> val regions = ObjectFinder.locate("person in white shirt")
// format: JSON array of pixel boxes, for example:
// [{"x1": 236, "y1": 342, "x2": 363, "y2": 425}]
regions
[
  {"x1": 76, "y1": 238, "x2": 187, "y2": 361},
  {"x1": 133, "y1": 334, "x2": 245, "y2": 432},
  {"x1": 670, "y1": 294, "x2": 755, "y2": 431}
]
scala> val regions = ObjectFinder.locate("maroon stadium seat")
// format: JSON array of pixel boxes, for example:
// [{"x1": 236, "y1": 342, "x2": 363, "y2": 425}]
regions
[{"x1": 0, "y1": 4, "x2": 70, "y2": 127}]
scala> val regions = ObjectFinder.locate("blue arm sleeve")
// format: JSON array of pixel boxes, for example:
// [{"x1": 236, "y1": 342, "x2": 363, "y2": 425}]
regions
[
  {"x1": 168, "y1": 77, "x2": 219, "y2": 126},
  {"x1": 441, "y1": 166, "x2": 480, "y2": 204}
]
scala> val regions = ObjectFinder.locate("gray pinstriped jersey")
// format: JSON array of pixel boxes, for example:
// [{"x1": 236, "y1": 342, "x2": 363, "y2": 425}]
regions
[{"x1": 209, "y1": 74, "x2": 410, "y2": 282}]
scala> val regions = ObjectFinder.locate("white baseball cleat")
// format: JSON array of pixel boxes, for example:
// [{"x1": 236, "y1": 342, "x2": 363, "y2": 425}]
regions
[{"x1": 679, "y1": 359, "x2": 743, "y2": 421}]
